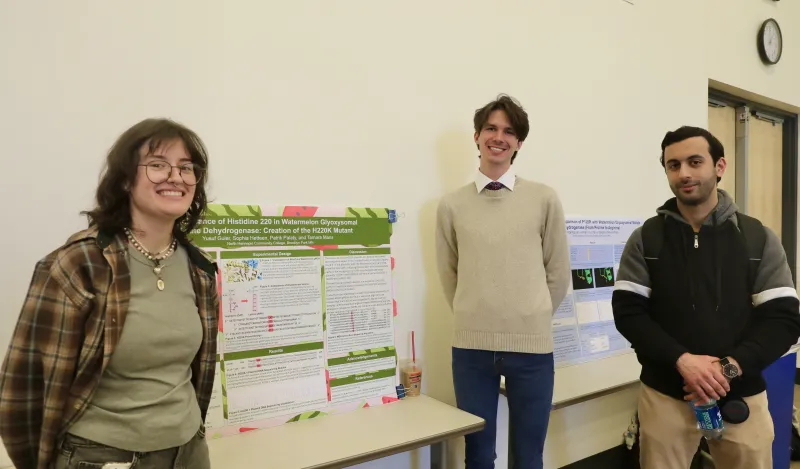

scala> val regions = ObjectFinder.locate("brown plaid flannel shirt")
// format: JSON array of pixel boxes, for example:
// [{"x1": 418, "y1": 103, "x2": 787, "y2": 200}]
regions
[{"x1": 0, "y1": 228, "x2": 219, "y2": 469}]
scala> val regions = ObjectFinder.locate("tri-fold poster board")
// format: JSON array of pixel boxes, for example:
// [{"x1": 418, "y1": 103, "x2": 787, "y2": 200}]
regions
[{"x1": 189, "y1": 205, "x2": 640, "y2": 438}]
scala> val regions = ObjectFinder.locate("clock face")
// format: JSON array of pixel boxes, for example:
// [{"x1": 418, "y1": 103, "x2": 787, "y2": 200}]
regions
[{"x1": 762, "y1": 20, "x2": 782, "y2": 63}]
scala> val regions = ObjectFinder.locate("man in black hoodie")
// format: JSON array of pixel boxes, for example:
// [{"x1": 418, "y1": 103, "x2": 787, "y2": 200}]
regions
[{"x1": 612, "y1": 125, "x2": 800, "y2": 469}]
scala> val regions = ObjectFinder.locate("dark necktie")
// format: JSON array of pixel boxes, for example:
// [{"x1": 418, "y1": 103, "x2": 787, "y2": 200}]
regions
[{"x1": 485, "y1": 181, "x2": 504, "y2": 191}]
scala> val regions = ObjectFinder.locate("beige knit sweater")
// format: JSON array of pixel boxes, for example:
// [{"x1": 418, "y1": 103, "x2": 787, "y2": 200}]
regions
[{"x1": 435, "y1": 177, "x2": 571, "y2": 354}]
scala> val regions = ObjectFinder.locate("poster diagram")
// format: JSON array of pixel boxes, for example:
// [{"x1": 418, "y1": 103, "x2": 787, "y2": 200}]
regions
[
  {"x1": 190, "y1": 204, "x2": 399, "y2": 438},
  {"x1": 553, "y1": 217, "x2": 643, "y2": 368}
]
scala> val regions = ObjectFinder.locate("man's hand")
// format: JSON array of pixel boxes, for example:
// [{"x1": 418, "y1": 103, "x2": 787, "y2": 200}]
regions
[
  {"x1": 676, "y1": 353, "x2": 730, "y2": 403},
  {"x1": 684, "y1": 356, "x2": 742, "y2": 401}
]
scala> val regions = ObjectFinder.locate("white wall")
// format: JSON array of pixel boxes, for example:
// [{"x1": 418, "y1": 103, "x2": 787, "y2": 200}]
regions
[
  {"x1": 705, "y1": 0, "x2": 800, "y2": 112},
  {"x1": 1, "y1": 1, "x2": 799, "y2": 468},
  {"x1": 703, "y1": 0, "x2": 800, "y2": 370}
]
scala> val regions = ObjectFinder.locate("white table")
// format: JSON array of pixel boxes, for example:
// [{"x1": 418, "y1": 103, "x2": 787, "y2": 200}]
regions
[
  {"x1": 499, "y1": 351, "x2": 641, "y2": 409},
  {"x1": 208, "y1": 394, "x2": 485, "y2": 469}
]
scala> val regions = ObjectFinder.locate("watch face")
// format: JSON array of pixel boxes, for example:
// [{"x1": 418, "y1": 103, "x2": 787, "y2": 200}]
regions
[{"x1": 723, "y1": 363, "x2": 739, "y2": 379}]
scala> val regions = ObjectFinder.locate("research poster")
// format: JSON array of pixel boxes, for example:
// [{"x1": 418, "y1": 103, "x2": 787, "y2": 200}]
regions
[
  {"x1": 190, "y1": 204, "x2": 399, "y2": 438},
  {"x1": 553, "y1": 217, "x2": 643, "y2": 368}
]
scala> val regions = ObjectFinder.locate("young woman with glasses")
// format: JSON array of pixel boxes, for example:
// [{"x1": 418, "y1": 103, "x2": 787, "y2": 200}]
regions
[{"x1": 0, "y1": 118, "x2": 220, "y2": 469}]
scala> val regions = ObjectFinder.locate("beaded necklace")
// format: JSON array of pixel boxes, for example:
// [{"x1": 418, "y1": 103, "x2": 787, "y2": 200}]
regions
[{"x1": 124, "y1": 227, "x2": 177, "y2": 291}]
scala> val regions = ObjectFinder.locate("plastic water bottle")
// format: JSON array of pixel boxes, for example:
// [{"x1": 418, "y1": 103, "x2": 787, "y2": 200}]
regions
[{"x1": 690, "y1": 399, "x2": 725, "y2": 440}]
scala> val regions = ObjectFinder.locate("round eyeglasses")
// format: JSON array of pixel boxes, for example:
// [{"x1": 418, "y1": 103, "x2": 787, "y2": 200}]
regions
[{"x1": 138, "y1": 161, "x2": 204, "y2": 186}]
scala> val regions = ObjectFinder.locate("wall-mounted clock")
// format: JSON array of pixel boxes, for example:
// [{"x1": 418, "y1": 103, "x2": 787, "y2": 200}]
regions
[{"x1": 757, "y1": 18, "x2": 782, "y2": 65}]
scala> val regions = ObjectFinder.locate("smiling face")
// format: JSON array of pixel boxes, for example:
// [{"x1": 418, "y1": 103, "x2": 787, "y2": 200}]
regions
[
  {"x1": 474, "y1": 109, "x2": 523, "y2": 170},
  {"x1": 663, "y1": 136, "x2": 725, "y2": 206},
  {"x1": 130, "y1": 138, "x2": 196, "y2": 229}
]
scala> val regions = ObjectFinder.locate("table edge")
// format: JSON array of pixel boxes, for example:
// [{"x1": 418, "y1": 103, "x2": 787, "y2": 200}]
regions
[
  {"x1": 499, "y1": 377, "x2": 641, "y2": 406},
  {"x1": 305, "y1": 420, "x2": 486, "y2": 469},
  {"x1": 500, "y1": 345, "x2": 800, "y2": 405}
]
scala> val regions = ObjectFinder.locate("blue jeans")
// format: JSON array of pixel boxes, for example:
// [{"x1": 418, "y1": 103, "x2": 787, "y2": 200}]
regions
[
  {"x1": 452, "y1": 347, "x2": 554, "y2": 469},
  {"x1": 52, "y1": 426, "x2": 209, "y2": 469}
]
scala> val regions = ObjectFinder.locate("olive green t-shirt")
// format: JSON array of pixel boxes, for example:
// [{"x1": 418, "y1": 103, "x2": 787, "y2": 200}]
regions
[{"x1": 68, "y1": 244, "x2": 203, "y2": 451}]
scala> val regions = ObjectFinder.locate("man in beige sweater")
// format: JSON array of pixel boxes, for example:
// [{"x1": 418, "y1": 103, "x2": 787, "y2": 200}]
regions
[{"x1": 435, "y1": 94, "x2": 571, "y2": 469}]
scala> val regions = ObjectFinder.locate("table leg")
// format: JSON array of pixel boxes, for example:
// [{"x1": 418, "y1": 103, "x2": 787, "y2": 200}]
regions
[{"x1": 431, "y1": 441, "x2": 444, "y2": 469}]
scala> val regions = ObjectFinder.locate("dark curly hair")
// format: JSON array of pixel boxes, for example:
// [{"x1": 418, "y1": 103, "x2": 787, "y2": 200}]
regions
[{"x1": 82, "y1": 118, "x2": 210, "y2": 244}]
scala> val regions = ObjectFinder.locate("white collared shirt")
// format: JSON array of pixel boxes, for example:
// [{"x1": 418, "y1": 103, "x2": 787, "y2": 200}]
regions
[{"x1": 474, "y1": 167, "x2": 516, "y2": 192}]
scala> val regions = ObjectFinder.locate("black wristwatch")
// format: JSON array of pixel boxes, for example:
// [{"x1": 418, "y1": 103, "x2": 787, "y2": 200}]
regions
[{"x1": 720, "y1": 357, "x2": 740, "y2": 380}]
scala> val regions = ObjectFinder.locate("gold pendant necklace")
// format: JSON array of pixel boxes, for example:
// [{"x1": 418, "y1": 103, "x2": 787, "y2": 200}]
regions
[
  {"x1": 125, "y1": 228, "x2": 176, "y2": 291},
  {"x1": 154, "y1": 262, "x2": 165, "y2": 291}
]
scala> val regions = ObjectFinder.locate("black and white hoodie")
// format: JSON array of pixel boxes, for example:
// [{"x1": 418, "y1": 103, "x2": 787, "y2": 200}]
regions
[{"x1": 612, "y1": 189, "x2": 800, "y2": 400}]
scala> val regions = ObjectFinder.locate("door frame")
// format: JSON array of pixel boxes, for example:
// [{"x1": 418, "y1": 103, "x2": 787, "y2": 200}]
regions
[{"x1": 709, "y1": 87, "x2": 799, "y2": 282}]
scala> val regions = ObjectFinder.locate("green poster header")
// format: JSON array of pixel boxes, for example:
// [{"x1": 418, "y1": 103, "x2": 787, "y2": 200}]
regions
[
  {"x1": 328, "y1": 367, "x2": 396, "y2": 388},
  {"x1": 220, "y1": 250, "x2": 320, "y2": 259},
  {"x1": 224, "y1": 342, "x2": 324, "y2": 361},
  {"x1": 190, "y1": 216, "x2": 391, "y2": 249},
  {"x1": 324, "y1": 248, "x2": 391, "y2": 257},
  {"x1": 327, "y1": 348, "x2": 397, "y2": 366}
]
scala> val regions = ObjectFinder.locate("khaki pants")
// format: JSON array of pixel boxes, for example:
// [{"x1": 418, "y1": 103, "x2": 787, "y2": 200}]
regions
[{"x1": 638, "y1": 384, "x2": 774, "y2": 469}]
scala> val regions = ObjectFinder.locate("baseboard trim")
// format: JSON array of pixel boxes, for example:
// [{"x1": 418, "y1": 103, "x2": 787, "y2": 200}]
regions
[
  {"x1": 559, "y1": 443, "x2": 706, "y2": 469},
  {"x1": 559, "y1": 444, "x2": 637, "y2": 469}
]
